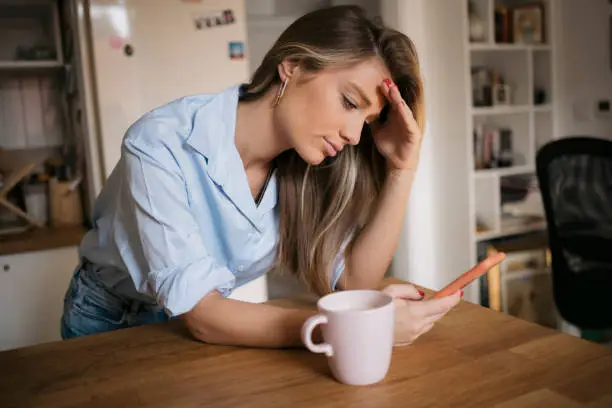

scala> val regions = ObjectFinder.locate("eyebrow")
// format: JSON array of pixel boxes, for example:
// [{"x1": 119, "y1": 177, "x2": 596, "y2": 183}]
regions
[{"x1": 347, "y1": 82, "x2": 372, "y2": 107}]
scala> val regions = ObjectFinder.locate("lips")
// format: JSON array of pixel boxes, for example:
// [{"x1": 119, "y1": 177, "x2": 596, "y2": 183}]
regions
[{"x1": 323, "y1": 137, "x2": 342, "y2": 157}]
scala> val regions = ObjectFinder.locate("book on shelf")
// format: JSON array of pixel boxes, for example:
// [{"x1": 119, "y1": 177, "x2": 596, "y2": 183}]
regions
[
  {"x1": 473, "y1": 124, "x2": 515, "y2": 170},
  {"x1": 471, "y1": 67, "x2": 512, "y2": 107},
  {"x1": 494, "y1": 7, "x2": 511, "y2": 43},
  {"x1": 494, "y1": 4, "x2": 547, "y2": 46}
]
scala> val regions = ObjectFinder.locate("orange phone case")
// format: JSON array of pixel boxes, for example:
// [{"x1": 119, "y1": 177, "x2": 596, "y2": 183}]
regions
[{"x1": 430, "y1": 252, "x2": 506, "y2": 298}]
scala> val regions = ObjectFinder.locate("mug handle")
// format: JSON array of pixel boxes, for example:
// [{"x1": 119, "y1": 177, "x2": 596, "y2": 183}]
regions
[{"x1": 301, "y1": 314, "x2": 334, "y2": 357}]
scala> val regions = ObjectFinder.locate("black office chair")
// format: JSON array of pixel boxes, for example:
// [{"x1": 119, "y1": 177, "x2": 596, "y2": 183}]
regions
[{"x1": 536, "y1": 136, "x2": 612, "y2": 333}]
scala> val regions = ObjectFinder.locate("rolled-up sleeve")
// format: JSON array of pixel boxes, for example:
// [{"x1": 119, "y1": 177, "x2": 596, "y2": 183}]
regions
[{"x1": 121, "y1": 121, "x2": 235, "y2": 316}]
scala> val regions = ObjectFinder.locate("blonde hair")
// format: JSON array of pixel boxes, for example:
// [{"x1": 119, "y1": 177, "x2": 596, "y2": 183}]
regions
[{"x1": 242, "y1": 6, "x2": 425, "y2": 295}]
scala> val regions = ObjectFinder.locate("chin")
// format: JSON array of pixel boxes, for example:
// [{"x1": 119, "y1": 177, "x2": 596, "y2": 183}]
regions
[
  {"x1": 311, "y1": 153, "x2": 327, "y2": 166},
  {"x1": 294, "y1": 146, "x2": 327, "y2": 166}
]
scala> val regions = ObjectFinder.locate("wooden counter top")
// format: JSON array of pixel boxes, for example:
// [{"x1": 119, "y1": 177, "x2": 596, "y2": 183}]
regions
[
  {"x1": 0, "y1": 225, "x2": 87, "y2": 256},
  {"x1": 1, "y1": 279, "x2": 611, "y2": 408}
]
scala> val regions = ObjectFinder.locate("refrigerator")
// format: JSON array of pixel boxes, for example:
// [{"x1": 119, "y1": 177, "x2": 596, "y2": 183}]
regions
[
  {"x1": 74, "y1": 0, "x2": 249, "y2": 186},
  {"x1": 71, "y1": 0, "x2": 268, "y2": 302}
]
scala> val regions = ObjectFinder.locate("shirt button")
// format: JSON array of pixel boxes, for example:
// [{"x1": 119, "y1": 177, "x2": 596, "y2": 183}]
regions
[{"x1": 237, "y1": 265, "x2": 245, "y2": 272}]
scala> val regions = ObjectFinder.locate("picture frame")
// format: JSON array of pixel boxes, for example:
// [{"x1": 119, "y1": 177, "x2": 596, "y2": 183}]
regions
[
  {"x1": 492, "y1": 83, "x2": 512, "y2": 106},
  {"x1": 512, "y1": 4, "x2": 545, "y2": 44}
]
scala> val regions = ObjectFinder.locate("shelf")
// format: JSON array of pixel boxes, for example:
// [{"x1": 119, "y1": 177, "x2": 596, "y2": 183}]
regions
[
  {"x1": 0, "y1": 226, "x2": 87, "y2": 256},
  {"x1": 503, "y1": 267, "x2": 550, "y2": 282},
  {"x1": 487, "y1": 230, "x2": 548, "y2": 253},
  {"x1": 472, "y1": 105, "x2": 532, "y2": 115},
  {"x1": 0, "y1": 60, "x2": 64, "y2": 70},
  {"x1": 476, "y1": 220, "x2": 547, "y2": 242},
  {"x1": 533, "y1": 104, "x2": 552, "y2": 113},
  {"x1": 529, "y1": 45, "x2": 551, "y2": 51},
  {"x1": 469, "y1": 43, "x2": 551, "y2": 51},
  {"x1": 473, "y1": 165, "x2": 535, "y2": 179}
]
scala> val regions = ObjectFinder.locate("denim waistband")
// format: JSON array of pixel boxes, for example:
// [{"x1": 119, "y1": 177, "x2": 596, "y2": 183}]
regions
[{"x1": 78, "y1": 257, "x2": 163, "y2": 313}]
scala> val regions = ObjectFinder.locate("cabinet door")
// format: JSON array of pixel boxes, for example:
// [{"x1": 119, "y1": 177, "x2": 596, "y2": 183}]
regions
[{"x1": 0, "y1": 247, "x2": 79, "y2": 351}]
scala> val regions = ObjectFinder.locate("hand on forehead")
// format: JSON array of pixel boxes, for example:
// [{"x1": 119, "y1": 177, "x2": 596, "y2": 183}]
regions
[{"x1": 289, "y1": 57, "x2": 392, "y2": 122}]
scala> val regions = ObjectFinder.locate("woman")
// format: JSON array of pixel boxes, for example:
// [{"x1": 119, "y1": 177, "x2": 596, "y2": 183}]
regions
[{"x1": 61, "y1": 5, "x2": 462, "y2": 347}]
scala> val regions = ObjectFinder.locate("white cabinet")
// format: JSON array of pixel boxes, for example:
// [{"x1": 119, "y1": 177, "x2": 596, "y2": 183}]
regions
[{"x1": 0, "y1": 246, "x2": 78, "y2": 351}]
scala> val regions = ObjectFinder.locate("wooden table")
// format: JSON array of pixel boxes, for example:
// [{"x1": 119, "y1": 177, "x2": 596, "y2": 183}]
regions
[{"x1": 1, "y1": 279, "x2": 611, "y2": 408}]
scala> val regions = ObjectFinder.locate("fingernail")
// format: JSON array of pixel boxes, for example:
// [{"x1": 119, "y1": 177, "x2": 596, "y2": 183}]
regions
[
  {"x1": 418, "y1": 290, "x2": 425, "y2": 297},
  {"x1": 460, "y1": 290, "x2": 464, "y2": 297},
  {"x1": 383, "y1": 78, "x2": 392, "y2": 88}
]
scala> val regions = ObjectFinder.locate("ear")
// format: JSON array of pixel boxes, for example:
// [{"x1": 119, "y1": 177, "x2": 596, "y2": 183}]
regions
[{"x1": 277, "y1": 58, "x2": 300, "y2": 82}]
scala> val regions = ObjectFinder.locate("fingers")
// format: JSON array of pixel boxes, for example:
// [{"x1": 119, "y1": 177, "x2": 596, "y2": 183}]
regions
[
  {"x1": 382, "y1": 79, "x2": 401, "y2": 105},
  {"x1": 411, "y1": 290, "x2": 462, "y2": 318},
  {"x1": 381, "y1": 79, "x2": 417, "y2": 128},
  {"x1": 382, "y1": 79, "x2": 408, "y2": 111},
  {"x1": 382, "y1": 284, "x2": 425, "y2": 301}
]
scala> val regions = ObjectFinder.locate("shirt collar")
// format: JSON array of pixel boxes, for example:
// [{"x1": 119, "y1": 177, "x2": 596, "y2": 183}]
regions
[
  {"x1": 186, "y1": 84, "x2": 241, "y2": 167},
  {"x1": 185, "y1": 84, "x2": 278, "y2": 228}
]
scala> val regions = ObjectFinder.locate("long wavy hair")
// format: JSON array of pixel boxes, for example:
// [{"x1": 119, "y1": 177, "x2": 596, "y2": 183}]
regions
[{"x1": 241, "y1": 5, "x2": 425, "y2": 295}]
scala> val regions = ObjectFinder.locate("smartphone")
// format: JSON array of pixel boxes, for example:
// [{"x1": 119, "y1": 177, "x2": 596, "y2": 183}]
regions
[{"x1": 430, "y1": 252, "x2": 506, "y2": 299}]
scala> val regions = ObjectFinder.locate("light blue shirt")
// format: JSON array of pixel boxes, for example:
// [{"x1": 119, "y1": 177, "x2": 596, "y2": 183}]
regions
[{"x1": 80, "y1": 84, "x2": 344, "y2": 316}]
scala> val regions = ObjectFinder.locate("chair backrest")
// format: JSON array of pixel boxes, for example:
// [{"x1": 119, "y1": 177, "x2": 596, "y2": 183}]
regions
[{"x1": 536, "y1": 136, "x2": 612, "y2": 330}]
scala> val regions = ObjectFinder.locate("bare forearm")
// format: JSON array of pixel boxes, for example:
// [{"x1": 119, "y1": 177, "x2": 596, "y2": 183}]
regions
[
  {"x1": 344, "y1": 169, "x2": 415, "y2": 289},
  {"x1": 183, "y1": 292, "x2": 317, "y2": 348}
]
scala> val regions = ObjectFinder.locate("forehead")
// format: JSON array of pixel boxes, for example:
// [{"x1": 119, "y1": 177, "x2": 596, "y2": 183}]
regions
[{"x1": 320, "y1": 58, "x2": 391, "y2": 111}]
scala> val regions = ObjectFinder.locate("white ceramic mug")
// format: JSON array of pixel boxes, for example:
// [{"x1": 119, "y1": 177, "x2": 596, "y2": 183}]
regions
[{"x1": 301, "y1": 290, "x2": 395, "y2": 386}]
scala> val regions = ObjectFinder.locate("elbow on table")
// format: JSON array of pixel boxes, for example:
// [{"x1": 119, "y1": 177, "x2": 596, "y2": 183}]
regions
[
  {"x1": 182, "y1": 309, "x2": 224, "y2": 344},
  {"x1": 183, "y1": 319, "x2": 211, "y2": 344},
  {"x1": 180, "y1": 290, "x2": 228, "y2": 345}
]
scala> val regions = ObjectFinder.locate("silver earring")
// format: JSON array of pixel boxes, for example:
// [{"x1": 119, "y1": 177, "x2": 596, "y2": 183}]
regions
[{"x1": 273, "y1": 78, "x2": 288, "y2": 107}]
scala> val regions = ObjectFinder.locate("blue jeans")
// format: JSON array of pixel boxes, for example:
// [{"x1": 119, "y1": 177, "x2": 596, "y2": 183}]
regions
[{"x1": 61, "y1": 260, "x2": 170, "y2": 339}]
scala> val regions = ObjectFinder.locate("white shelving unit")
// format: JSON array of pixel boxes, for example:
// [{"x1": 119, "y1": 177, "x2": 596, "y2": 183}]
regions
[
  {"x1": 465, "y1": 0, "x2": 558, "y2": 254},
  {"x1": 0, "y1": 0, "x2": 64, "y2": 67},
  {"x1": 0, "y1": 0, "x2": 66, "y2": 151},
  {"x1": 0, "y1": 60, "x2": 63, "y2": 69}
]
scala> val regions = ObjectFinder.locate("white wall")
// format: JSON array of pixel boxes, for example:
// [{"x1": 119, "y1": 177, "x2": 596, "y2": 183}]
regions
[
  {"x1": 382, "y1": 0, "x2": 473, "y2": 296},
  {"x1": 555, "y1": 0, "x2": 612, "y2": 139},
  {"x1": 245, "y1": 15, "x2": 295, "y2": 76},
  {"x1": 331, "y1": 0, "x2": 380, "y2": 17},
  {"x1": 245, "y1": 0, "x2": 380, "y2": 78}
]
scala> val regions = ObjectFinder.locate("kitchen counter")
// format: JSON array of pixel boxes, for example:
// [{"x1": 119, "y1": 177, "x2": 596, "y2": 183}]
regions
[
  {"x1": 0, "y1": 226, "x2": 87, "y2": 256},
  {"x1": 1, "y1": 279, "x2": 611, "y2": 408}
]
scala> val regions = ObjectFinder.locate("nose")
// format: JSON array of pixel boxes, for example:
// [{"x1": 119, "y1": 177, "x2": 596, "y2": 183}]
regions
[{"x1": 341, "y1": 118, "x2": 363, "y2": 146}]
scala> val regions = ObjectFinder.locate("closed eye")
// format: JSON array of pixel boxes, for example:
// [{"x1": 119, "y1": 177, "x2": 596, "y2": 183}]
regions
[{"x1": 342, "y1": 95, "x2": 358, "y2": 111}]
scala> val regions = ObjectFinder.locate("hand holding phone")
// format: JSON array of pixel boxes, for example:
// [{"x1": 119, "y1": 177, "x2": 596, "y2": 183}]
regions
[{"x1": 430, "y1": 252, "x2": 506, "y2": 299}]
